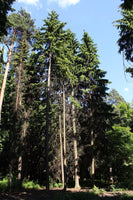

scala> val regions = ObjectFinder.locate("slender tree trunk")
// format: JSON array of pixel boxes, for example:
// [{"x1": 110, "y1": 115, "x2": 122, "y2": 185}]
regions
[
  {"x1": 18, "y1": 156, "x2": 22, "y2": 181},
  {"x1": 15, "y1": 62, "x2": 22, "y2": 111},
  {"x1": 9, "y1": 160, "x2": 13, "y2": 192},
  {"x1": 71, "y1": 90, "x2": 80, "y2": 189},
  {"x1": 59, "y1": 113, "x2": 64, "y2": 188},
  {"x1": 15, "y1": 61, "x2": 23, "y2": 185},
  {"x1": 46, "y1": 52, "x2": 51, "y2": 191},
  {"x1": 90, "y1": 129, "x2": 95, "y2": 187},
  {"x1": 63, "y1": 83, "x2": 67, "y2": 190},
  {"x1": 0, "y1": 28, "x2": 15, "y2": 121},
  {"x1": 18, "y1": 111, "x2": 28, "y2": 183},
  {"x1": 88, "y1": 85, "x2": 95, "y2": 187},
  {"x1": 58, "y1": 91, "x2": 64, "y2": 188}
]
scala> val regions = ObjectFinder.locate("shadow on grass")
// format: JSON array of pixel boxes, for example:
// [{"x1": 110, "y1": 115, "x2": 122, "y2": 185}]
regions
[{"x1": 0, "y1": 189, "x2": 133, "y2": 200}]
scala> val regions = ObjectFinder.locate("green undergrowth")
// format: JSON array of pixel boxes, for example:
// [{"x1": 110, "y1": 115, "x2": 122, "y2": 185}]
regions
[
  {"x1": 0, "y1": 177, "x2": 42, "y2": 191},
  {"x1": 0, "y1": 177, "x2": 9, "y2": 192},
  {"x1": 22, "y1": 179, "x2": 41, "y2": 190}
]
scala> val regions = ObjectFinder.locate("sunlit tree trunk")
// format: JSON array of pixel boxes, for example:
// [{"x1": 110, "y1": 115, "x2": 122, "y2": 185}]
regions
[
  {"x1": 16, "y1": 61, "x2": 23, "y2": 185},
  {"x1": 63, "y1": 83, "x2": 67, "y2": 190},
  {"x1": 59, "y1": 91, "x2": 64, "y2": 188},
  {"x1": 46, "y1": 52, "x2": 51, "y2": 191},
  {"x1": 89, "y1": 87, "x2": 95, "y2": 187},
  {"x1": 59, "y1": 112, "x2": 64, "y2": 188},
  {"x1": 0, "y1": 28, "x2": 15, "y2": 121},
  {"x1": 71, "y1": 89, "x2": 80, "y2": 189},
  {"x1": 90, "y1": 129, "x2": 95, "y2": 187}
]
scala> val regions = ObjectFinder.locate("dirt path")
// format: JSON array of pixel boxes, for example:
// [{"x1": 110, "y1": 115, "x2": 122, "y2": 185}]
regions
[{"x1": 0, "y1": 188, "x2": 133, "y2": 200}]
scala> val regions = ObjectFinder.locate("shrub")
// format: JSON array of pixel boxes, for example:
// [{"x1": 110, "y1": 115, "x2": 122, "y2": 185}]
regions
[
  {"x1": 92, "y1": 185, "x2": 106, "y2": 195},
  {"x1": 0, "y1": 177, "x2": 8, "y2": 192},
  {"x1": 54, "y1": 182, "x2": 62, "y2": 188},
  {"x1": 22, "y1": 179, "x2": 41, "y2": 190}
]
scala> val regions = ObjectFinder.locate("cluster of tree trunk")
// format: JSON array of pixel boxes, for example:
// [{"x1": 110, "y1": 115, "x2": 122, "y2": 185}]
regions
[{"x1": 1, "y1": 4, "x2": 133, "y2": 191}]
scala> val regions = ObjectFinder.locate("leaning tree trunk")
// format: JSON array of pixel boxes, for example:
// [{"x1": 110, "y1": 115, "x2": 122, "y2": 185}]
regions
[
  {"x1": 71, "y1": 89, "x2": 80, "y2": 189},
  {"x1": 45, "y1": 52, "x2": 51, "y2": 191},
  {"x1": 0, "y1": 28, "x2": 15, "y2": 121},
  {"x1": 63, "y1": 83, "x2": 67, "y2": 190}
]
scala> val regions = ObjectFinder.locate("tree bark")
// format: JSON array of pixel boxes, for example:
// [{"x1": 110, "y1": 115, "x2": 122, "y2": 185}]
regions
[
  {"x1": 89, "y1": 87, "x2": 95, "y2": 187},
  {"x1": 45, "y1": 52, "x2": 51, "y2": 191},
  {"x1": 90, "y1": 129, "x2": 95, "y2": 187},
  {"x1": 15, "y1": 62, "x2": 22, "y2": 111},
  {"x1": 59, "y1": 112, "x2": 64, "y2": 188},
  {"x1": 0, "y1": 28, "x2": 15, "y2": 121},
  {"x1": 63, "y1": 83, "x2": 67, "y2": 190},
  {"x1": 9, "y1": 160, "x2": 13, "y2": 192},
  {"x1": 15, "y1": 61, "x2": 23, "y2": 185},
  {"x1": 58, "y1": 91, "x2": 64, "y2": 188},
  {"x1": 71, "y1": 90, "x2": 80, "y2": 189},
  {"x1": 18, "y1": 156, "x2": 22, "y2": 181}
]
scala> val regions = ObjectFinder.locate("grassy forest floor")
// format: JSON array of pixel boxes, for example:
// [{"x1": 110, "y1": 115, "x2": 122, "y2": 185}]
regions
[{"x1": 1, "y1": 188, "x2": 133, "y2": 200}]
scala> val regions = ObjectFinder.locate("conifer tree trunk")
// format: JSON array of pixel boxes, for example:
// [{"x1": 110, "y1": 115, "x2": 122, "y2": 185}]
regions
[
  {"x1": 15, "y1": 62, "x2": 22, "y2": 111},
  {"x1": 46, "y1": 52, "x2": 51, "y2": 191},
  {"x1": 59, "y1": 91, "x2": 64, "y2": 188},
  {"x1": 18, "y1": 111, "x2": 28, "y2": 183},
  {"x1": 16, "y1": 61, "x2": 23, "y2": 185},
  {"x1": 9, "y1": 160, "x2": 13, "y2": 192},
  {"x1": 59, "y1": 112, "x2": 64, "y2": 188},
  {"x1": 63, "y1": 83, "x2": 67, "y2": 190},
  {"x1": 0, "y1": 28, "x2": 15, "y2": 121},
  {"x1": 18, "y1": 156, "x2": 22, "y2": 181},
  {"x1": 89, "y1": 88, "x2": 95, "y2": 187},
  {"x1": 90, "y1": 129, "x2": 95, "y2": 187},
  {"x1": 71, "y1": 90, "x2": 80, "y2": 189}
]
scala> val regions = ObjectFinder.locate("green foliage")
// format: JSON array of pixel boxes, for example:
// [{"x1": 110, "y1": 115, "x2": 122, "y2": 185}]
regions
[
  {"x1": 0, "y1": 177, "x2": 8, "y2": 192},
  {"x1": 115, "y1": 102, "x2": 133, "y2": 126},
  {"x1": 22, "y1": 179, "x2": 41, "y2": 190},
  {"x1": 115, "y1": 9, "x2": 133, "y2": 62},
  {"x1": 1, "y1": 9, "x2": 133, "y2": 192},
  {"x1": 54, "y1": 182, "x2": 62, "y2": 188},
  {"x1": 0, "y1": 0, "x2": 15, "y2": 37},
  {"x1": 116, "y1": 193, "x2": 133, "y2": 200},
  {"x1": 109, "y1": 184, "x2": 128, "y2": 193},
  {"x1": 115, "y1": 4, "x2": 133, "y2": 78},
  {"x1": 106, "y1": 125, "x2": 133, "y2": 159},
  {"x1": 92, "y1": 185, "x2": 106, "y2": 195},
  {"x1": 107, "y1": 89, "x2": 126, "y2": 105},
  {"x1": 120, "y1": 0, "x2": 133, "y2": 10}
]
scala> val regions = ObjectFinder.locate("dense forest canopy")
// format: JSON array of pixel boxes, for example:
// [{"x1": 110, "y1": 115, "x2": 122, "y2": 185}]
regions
[{"x1": 0, "y1": 0, "x2": 133, "y2": 192}]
